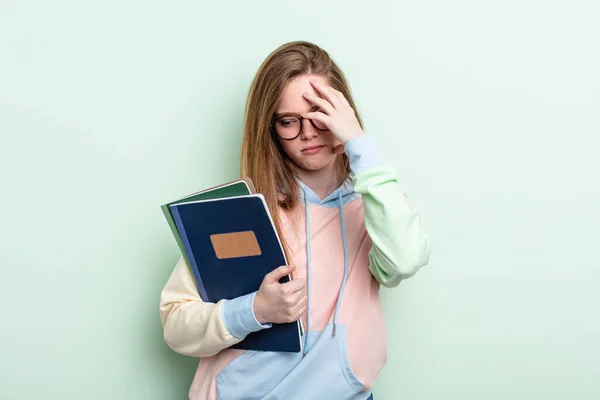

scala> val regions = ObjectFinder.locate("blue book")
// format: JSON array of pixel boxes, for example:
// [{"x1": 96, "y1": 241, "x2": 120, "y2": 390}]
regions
[{"x1": 169, "y1": 194, "x2": 303, "y2": 353}]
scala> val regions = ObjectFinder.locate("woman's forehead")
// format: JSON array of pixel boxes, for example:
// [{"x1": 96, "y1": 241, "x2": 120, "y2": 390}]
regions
[{"x1": 277, "y1": 75, "x2": 329, "y2": 113}]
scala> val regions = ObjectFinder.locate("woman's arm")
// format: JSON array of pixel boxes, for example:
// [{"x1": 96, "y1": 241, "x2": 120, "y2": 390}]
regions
[
  {"x1": 160, "y1": 256, "x2": 270, "y2": 357},
  {"x1": 346, "y1": 135, "x2": 432, "y2": 287}
]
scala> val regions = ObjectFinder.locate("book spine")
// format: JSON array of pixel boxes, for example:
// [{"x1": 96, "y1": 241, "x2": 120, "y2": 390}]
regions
[{"x1": 169, "y1": 204, "x2": 209, "y2": 302}]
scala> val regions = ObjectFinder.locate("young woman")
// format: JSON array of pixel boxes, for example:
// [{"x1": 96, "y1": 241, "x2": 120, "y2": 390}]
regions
[{"x1": 160, "y1": 40, "x2": 431, "y2": 400}]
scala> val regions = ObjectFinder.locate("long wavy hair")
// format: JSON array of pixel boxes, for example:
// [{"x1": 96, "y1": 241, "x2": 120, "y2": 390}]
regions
[{"x1": 240, "y1": 41, "x2": 364, "y2": 260}]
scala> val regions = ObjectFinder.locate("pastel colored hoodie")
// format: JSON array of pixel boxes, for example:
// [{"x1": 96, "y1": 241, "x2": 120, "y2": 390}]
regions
[{"x1": 160, "y1": 134, "x2": 431, "y2": 400}]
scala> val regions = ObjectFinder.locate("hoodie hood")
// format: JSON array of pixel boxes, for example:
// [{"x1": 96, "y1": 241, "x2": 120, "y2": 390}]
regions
[{"x1": 296, "y1": 175, "x2": 360, "y2": 208}]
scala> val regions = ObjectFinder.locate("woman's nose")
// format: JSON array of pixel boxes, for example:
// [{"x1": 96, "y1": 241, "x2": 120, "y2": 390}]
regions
[{"x1": 300, "y1": 118, "x2": 319, "y2": 140}]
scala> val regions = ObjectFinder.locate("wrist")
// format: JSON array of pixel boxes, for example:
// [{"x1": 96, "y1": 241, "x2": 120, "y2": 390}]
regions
[
  {"x1": 221, "y1": 292, "x2": 272, "y2": 339},
  {"x1": 253, "y1": 292, "x2": 267, "y2": 325},
  {"x1": 342, "y1": 130, "x2": 364, "y2": 146},
  {"x1": 344, "y1": 134, "x2": 385, "y2": 174}
]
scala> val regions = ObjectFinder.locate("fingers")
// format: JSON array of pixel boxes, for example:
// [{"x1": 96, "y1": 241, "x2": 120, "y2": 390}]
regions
[
  {"x1": 309, "y1": 79, "x2": 342, "y2": 109},
  {"x1": 332, "y1": 87, "x2": 350, "y2": 107},
  {"x1": 281, "y1": 278, "x2": 306, "y2": 316},
  {"x1": 265, "y1": 264, "x2": 295, "y2": 283},
  {"x1": 295, "y1": 305, "x2": 307, "y2": 319},
  {"x1": 263, "y1": 265, "x2": 308, "y2": 323},
  {"x1": 304, "y1": 111, "x2": 330, "y2": 127},
  {"x1": 284, "y1": 288, "x2": 306, "y2": 307},
  {"x1": 285, "y1": 292, "x2": 307, "y2": 322},
  {"x1": 302, "y1": 93, "x2": 335, "y2": 115},
  {"x1": 294, "y1": 301, "x2": 307, "y2": 318},
  {"x1": 281, "y1": 277, "x2": 305, "y2": 295},
  {"x1": 284, "y1": 303, "x2": 307, "y2": 323}
]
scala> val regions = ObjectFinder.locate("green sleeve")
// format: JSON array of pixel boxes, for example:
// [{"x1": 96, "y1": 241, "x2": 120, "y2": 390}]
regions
[{"x1": 352, "y1": 165, "x2": 431, "y2": 287}]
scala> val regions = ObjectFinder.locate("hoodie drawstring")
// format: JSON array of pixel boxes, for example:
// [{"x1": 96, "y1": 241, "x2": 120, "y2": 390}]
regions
[
  {"x1": 303, "y1": 188, "x2": 311, "y2": 355},
  {"x1": 301, "y1": 188, "x2": 350, "y2": 355},
  {"x1": 333, "y1": 191, "x2": 349, "y2": 337}
]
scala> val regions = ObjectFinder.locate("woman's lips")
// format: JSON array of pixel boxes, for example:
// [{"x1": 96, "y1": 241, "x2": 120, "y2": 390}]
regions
[{"x1": 302, "y1": 145, "x2": 325, "y2": 154}]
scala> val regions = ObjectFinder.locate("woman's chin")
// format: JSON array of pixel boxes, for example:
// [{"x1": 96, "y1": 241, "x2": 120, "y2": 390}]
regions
[{"x1": 296, "y1": 158, "x2": 337, "y2": 173}]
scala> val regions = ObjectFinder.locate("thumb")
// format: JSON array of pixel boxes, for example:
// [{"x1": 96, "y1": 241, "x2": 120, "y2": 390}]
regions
[{"x1": 265, "y1": 265, "x2": 295, "y2": 283}]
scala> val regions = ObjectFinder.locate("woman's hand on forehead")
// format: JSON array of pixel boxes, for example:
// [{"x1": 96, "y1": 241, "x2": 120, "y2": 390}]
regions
[{"x1": 302, "y1": 79, "x2": 364, "y2": 150}]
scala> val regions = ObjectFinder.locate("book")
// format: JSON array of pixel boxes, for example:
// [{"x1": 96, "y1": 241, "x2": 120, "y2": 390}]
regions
[
  {"x1": 161, "y1": 178, "x2": 255, "y2": 273},
  {"x1": 162, "y1": 179, "x2": 303, "y2": 352}
]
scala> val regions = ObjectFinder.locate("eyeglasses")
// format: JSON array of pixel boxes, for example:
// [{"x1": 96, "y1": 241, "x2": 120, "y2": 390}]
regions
[{"x1": 270, "y1": 113, "x2": 329, "y2": 141}]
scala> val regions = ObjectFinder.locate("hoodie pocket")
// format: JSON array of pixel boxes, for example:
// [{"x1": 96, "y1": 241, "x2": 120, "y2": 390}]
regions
[
  {"x1": 215, "y1": 324, "x2": 365, "y2": 400},
  {"x1": 215, "y1": 348, "x2": 301, "y2": 400}
]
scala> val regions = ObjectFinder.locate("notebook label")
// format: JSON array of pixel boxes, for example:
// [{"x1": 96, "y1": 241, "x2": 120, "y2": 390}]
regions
[{"x1": 210, "y1": 231, "x2": 262, "y2": 259}]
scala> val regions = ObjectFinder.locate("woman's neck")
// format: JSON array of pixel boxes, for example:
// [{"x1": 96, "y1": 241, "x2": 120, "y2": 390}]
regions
[{"x1": 296, "y1": 164, "x2": 344, "y2": 200}]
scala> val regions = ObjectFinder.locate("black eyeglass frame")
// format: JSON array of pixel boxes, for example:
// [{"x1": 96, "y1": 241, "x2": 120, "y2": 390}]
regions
[{"x1": 269, "y1": 113, "x2": 329, "y2": 141}]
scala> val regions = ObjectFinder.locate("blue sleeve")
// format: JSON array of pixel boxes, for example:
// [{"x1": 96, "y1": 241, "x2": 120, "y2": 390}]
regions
[
  {"x1": 344, "y1": 134, "x2": 386, "y2": 174},
  {"x1": 221, "y1": 292, "x2": 272, "y2": 339}
]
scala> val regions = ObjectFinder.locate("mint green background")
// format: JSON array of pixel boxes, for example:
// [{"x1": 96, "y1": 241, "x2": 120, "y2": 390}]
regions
[{"x1": 1, "y1": 1, "x2": 598, "y2": 399}]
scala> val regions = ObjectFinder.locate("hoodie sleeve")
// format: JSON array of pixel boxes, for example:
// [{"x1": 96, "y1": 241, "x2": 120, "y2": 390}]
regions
[
  {"x1": 344, "y1": 134, "x2": 431, "y2": 287},
  {"x1": 160, "y1": 256, "x2": 271, "y2": 357}
]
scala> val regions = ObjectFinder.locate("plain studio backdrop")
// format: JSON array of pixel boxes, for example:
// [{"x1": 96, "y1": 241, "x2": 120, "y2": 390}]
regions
[{"x1": 0, "y1": 1, "x2": 598, "y2": 399}]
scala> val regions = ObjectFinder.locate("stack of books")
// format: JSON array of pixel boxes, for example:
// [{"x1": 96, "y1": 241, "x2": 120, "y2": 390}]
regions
[{"x1": 161, "y1": 178, "x2": 303, "y2": 352}]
